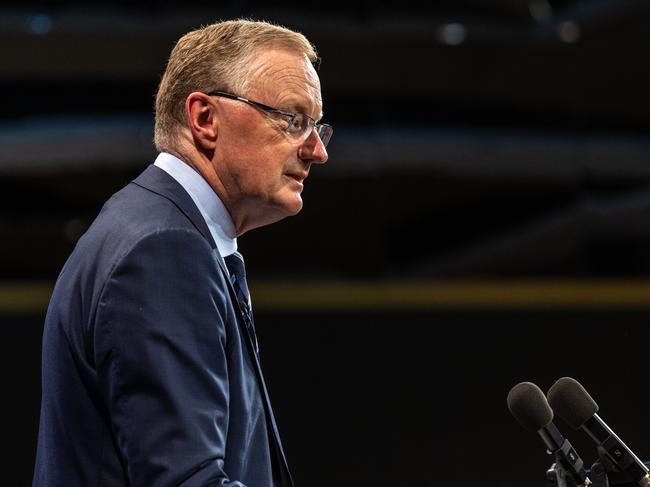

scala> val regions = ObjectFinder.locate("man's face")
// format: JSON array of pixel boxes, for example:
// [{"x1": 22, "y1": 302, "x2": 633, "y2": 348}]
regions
[{"x1": 212, "y1": 48, "x2": 328, "y2": 233}]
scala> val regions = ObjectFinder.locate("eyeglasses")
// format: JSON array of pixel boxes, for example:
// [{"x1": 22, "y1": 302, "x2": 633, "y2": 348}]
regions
[{"x1": 206, "y1": 91, "x2": 333, "y2": 147}]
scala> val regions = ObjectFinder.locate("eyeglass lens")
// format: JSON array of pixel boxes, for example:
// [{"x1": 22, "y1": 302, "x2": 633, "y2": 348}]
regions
[{"x1": 316, "y1": 125, "x2": 333, "y2": 147}]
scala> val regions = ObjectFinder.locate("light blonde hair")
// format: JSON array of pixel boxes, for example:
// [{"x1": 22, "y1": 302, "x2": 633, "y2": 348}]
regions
[{"x1": 154, "y1": 19, "x2": 318, "y2": 151}]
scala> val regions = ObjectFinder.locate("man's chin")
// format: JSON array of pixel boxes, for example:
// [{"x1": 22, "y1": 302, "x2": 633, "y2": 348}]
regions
[
  {"x1": 238, "y1": 193, "x2": 304, "y2": 234},
  {"x1": 284, "y1": 197, "x2": 303, "y2": 216},
  {"x1": 277, "y1": 193, "x2": 304, "y2": 217}
]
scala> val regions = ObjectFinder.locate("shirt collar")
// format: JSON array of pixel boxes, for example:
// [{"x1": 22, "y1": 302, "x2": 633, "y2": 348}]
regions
[{"x1": 154, "y1": 152, "x2": 237, "y2": 257}]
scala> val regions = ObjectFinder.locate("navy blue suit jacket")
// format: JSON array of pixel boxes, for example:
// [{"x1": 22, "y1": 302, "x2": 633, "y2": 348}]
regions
[{"x1": 33, "y1": 165, "x2": 293, "y2": 487}]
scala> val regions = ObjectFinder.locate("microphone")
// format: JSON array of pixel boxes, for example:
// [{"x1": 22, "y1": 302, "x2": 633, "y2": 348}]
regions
[
  {"x1": 547, "y1": 377, "x2": 650, "y2": 487},
  {"x1": 508, "y1": 381, "x2": 591, "y2": 486}
]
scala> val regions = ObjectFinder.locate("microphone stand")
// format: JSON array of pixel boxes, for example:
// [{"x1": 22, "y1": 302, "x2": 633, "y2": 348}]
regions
[
  {"x1": 546, "y1": 461, "x2": 579, "y2": 487},
  {"x1": 545, "y1": 458, "x2": 610, "y2": 487},
  {"x1": 544, "y1": 440, "x2": 602, "y2": 487},
  {"x1": 589, "y1": 460, "x2": 610, "y2": 487}
]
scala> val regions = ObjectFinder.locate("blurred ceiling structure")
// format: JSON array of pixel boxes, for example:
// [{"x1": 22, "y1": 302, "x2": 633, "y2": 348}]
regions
[{"x1": 1, "y1": 0, "x2": 649, "y2": 279}]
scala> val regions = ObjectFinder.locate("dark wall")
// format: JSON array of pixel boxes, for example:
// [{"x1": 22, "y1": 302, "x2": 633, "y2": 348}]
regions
[
  {"x1": 261, "y1": 309, "x2": 650, "y2": 487},
  {"x1": 8, "y1": 308, "x2": 650, "y2": 486}
]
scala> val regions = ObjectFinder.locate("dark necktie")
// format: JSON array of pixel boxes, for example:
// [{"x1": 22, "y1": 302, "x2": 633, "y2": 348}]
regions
[{"x1": 224, "y1": 251, "x2": 259, "y2": 355}]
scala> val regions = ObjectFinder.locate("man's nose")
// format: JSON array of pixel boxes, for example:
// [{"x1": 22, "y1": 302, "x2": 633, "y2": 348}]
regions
[{"x1": 298, "y1": 129, "x2": 328, "y2": 164}]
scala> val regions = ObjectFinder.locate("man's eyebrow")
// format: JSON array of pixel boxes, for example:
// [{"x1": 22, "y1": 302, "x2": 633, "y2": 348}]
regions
[{"x1": 282, "y1": 97, "x2": 322, "y2": 120}]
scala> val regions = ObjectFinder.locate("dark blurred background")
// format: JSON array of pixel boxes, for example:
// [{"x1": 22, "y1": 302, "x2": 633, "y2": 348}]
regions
[{"x1": 3, "y1": 0, "x2": 650, "y2": 485}]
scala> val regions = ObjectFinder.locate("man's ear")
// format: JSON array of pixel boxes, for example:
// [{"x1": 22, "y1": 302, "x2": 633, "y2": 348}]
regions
[{"x1": 185, "y1": 92, "x2": 218, "y2": 150}]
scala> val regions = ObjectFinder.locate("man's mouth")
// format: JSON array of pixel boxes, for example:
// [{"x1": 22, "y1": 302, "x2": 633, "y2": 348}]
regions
[{"x1": 285, "y1": 172, "x2": 308, "y2": 184}]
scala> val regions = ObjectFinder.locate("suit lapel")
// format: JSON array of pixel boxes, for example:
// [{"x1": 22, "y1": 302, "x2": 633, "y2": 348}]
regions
[
  {"x1": 221, "y1": 270, "x2": 294, "y2": 487},
  {"x1": 131, "y1": 164, "x2": 294, "y2": 487},
  {"x1": 218, "y1": 268, "x2": 295, "y2": 487}
]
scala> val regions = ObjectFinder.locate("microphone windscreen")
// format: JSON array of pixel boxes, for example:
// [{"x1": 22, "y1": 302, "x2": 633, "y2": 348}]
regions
[
  {"x1": 507, "y1": 381, "x2": 553, "y2": 432},
  {"x1": 547, "y1": 377, "x2": 599, "y2": 429}
]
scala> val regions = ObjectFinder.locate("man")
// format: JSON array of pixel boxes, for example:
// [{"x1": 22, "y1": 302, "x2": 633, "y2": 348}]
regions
[{"x1": 33, "y1": 19, "x2": 331, "y2": 487}]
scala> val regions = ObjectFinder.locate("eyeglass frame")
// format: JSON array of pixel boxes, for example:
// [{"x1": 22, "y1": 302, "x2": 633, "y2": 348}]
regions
[{"x1": 205, "y1": 90, "x2": 333, "y2": 147}]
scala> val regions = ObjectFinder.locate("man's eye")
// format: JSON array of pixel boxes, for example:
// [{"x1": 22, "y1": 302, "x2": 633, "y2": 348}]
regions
[{"x1": 285, "y1": 115, "x2": 303, "y2": 133}]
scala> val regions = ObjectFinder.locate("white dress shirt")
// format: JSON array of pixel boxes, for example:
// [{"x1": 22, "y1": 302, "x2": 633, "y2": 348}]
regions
[{"x1": 154, "y1": 152, "x2": 237, "y2": 258}]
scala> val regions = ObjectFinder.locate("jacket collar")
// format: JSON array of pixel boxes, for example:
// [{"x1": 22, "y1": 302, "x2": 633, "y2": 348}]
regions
[{"x1": 131, "y1": 164, "x2": 218, "y2": 250}]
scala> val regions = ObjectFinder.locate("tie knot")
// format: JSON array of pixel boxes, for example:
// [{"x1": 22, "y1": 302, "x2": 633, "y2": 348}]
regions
[
  {"x1": 225, "y1": 251, "x2": 246, "y2": 280},
  {"x1": 224, "y1": 251, "x2": 250, "y2": 303}
]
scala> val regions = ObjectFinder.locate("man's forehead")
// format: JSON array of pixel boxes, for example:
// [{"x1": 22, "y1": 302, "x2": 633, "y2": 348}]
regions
[{"x1": 248, "y1": 49, "x2": 323, "y2": 117}]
